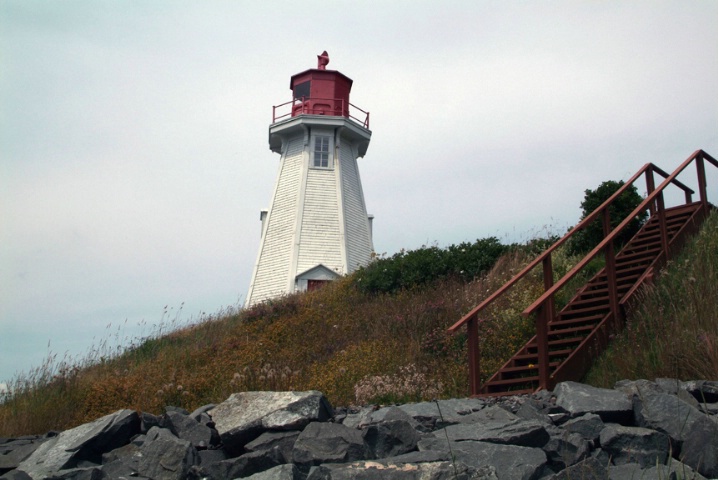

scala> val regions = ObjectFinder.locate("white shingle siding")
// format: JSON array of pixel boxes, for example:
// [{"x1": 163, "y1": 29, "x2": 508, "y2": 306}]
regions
[
  {"x1": 246, "y1": 116, "x2": 372, "y2": 307},
  {"x1": 340, "y1": 142, "x2": 373, "y2": 272},
  {"x1": 297, "y1": 168, "x2": 343, "y2": 274},
  {"x1": 247, "y1": 136, "x2": 304, "y2": 304}
]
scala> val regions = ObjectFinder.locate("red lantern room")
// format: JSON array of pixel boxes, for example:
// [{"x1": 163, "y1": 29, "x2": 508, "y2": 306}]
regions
[{"x1": 289, "y1": 51, "x2": 352, "y2": 118}]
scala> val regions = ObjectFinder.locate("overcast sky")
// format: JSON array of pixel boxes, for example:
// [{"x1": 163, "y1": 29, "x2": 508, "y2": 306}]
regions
[{"x1": 1, "y1": 1, "x2": 717, "y2": 386}]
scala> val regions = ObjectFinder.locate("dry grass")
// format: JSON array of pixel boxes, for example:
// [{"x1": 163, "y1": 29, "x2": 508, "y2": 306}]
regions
[
  {"x1": 2, "y1": 211, "x2": 714, "y2": 437},
  {"x1": 585, "y1": 209, "x2": 718, "y2": 386},
  {"x1": 0, "y1": 248, "x2": 538, "y2": 436}
]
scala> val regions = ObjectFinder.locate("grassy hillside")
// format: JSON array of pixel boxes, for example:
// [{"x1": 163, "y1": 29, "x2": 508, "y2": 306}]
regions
[{"x1": 1, "y1": 210, "x2": 716, "y2": 436}]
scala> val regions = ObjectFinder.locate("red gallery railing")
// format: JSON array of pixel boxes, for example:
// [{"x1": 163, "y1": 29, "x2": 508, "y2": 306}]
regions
[
  {"x1": 272, "y1": 97, "x2": 370, "y2": 129},
  {"x1": 448, "y1": 149, "x2": 718, "y2": 395}
]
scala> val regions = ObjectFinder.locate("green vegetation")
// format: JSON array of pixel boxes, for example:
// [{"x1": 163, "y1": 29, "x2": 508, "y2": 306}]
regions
[
  {"x1": 1, "y1": 211, "x2": 716, "y2": 438},
  {"x1": 569, "y1": 180, "x2": 647, "y2": 254}
]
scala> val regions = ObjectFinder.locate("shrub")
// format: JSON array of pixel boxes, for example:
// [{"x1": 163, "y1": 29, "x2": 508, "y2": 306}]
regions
[
  {"x1": 354, "y1": 237, "x2": 511, "y2": 294},
  {"x1": 569, "y1": 180, "x2": 647, "y2": 254}
]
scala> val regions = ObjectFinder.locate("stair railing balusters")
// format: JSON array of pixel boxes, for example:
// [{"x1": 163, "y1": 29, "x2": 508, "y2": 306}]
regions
[
  {"x1": 602, "y1": 208, "x2": 621, "y2": 330},
  {"x1": 538, "y1": 255, "x2": 555, "y2": 389},
  {"x1": 467, "y1": 314, "x2": 481, "y2": 396}
]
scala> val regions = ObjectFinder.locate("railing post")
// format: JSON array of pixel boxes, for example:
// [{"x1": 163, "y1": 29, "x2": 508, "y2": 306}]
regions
[
  {"x1": 696, "y1": 154, "x2": 708, "y2": 210},
  {"x1": 656, "y1": 191, "x2": 670, "y2": 260},
  {"x1": 466, "y1": 315, "x2": 481, "y2": 396},
  {"x1": 536, "y1": 302, "x2": 550, "y2": 390},
  {"x1": 537, "y1": 255, "x2": 555, "y2": 390},
  {"x1": 602, "y1": 208, "x2": 621, "y2": 328},
  {"x1": 645, "y1": 165, "x2": 656, "y2": 216}
]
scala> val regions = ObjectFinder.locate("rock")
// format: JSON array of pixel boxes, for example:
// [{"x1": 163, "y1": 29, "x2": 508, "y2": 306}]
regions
[
  {"x1": 633, "y1": 390, "x2": 706, "y2": 448},
  {"x1": 16, "y1": 409, "x2": 139, "y2": 479},
  {"x1": 436, "y1": 406, "x2": 549, "y2": 448},
  {"x1": 305, "y1": 460, "x2": 495, "y2": 480},
  {"x1": 189, "y1": 404, "x2": 216, "y2": 422},
  {"x1": 292, "y1": 422, "x2": 369, "y2": 467},
  {"x1": 244, "y1": 464, "x2": 299, "y2": 480},
  {"x1": 561, "y1": 413, "x2": 605, "y2": 443},
  {"x1": 547, "y1": 457, "x2": 608, "y2": 480},
  {"x1": 683, "y1": 380, "x2": 718, "y2": 403},
  {"x1": 0, "y1": 438, "x2": 45, "y2": 474},
  {"x1": 164, "y1": 410, "x2": 215, "y2": 449},
  {"x1": 210, "y1": 391, "x2": 332, "y2": 454},
  {"x1": 245, "y1": 431, "x2": 300, "y2": 463},
  {"x1": 554, "y1": 382, "x2": 632, "y2": 424},
  {"x1": 543, "y1": 431, "x2": 590, "y2": 469},
  {"x1": 203, "y1": 447, "x2": 284, "y2": 479},
  {"x1": 396, "y1": 398, "x2": 485, "y2": 431},
  {"x1": 418, "y1": 438, "x2": 547, "y2": 480},
  {"x1": 135, "y1": 426, "x2": 197, "y2": 480},
  {"x1": 644, "y1": 459, "x2": 708, "y2": 480},
  {"x1": 607, "y1": 463, "x2": 643, "y2": 480},
  {"x1": 362, "y1": 419, "x2": 420, "y2": 458},
  {"x1": 680, "y1": 416, "x2": 718, "y2": 478},
  {"x1": 599, "y1": 424, "x2": 670, "y2": 467}
]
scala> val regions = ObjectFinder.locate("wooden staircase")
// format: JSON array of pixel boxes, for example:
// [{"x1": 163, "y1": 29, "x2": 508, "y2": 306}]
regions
[{"x1": 449, "y1": 150, "x2": 718, "y2": 396}]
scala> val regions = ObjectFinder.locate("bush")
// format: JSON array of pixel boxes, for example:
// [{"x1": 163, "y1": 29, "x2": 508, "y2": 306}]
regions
[
  {"x1": 569, "y1": 180, "x2": 647, "y2": 254},
  {"x1": 354, "y1": 237, "x2": 511, "y2": 294}
]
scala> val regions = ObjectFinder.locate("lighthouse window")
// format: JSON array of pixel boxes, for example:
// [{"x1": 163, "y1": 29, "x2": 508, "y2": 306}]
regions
[
  {"x1": 313, "y1": 136, "x2": 331, "y2": 168},
  {"x1": 294, "y1": 81, "x2": 311, "y2": 100}
]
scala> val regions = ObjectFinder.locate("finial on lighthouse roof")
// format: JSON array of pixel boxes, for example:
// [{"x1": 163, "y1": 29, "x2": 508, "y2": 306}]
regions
[{"x1": 317, "y1": 51, "x2": 329, "y2": 70}]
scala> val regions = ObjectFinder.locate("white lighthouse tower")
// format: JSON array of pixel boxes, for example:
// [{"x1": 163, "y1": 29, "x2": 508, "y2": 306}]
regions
[{"x1": 245, "y1": 52, "x2": 374, "y2": 307}]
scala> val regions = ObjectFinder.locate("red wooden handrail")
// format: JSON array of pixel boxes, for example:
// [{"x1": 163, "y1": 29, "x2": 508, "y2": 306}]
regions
[
  {"x1": 523, "y1": 149, "x2": 717, "y2": 317},
  {"x1": 450, "y1": 149, "x2": 717, "y2": 395}
]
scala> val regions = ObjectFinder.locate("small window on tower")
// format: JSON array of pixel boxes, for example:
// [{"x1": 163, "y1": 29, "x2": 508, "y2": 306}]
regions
[{"x1": 313, "y1": 136, "x2": 330, "y2": 168}]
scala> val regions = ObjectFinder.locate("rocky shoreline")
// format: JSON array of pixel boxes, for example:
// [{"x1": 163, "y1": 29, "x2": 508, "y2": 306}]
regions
[{"x1": 1, "y1": 379, "x2": 717, "y2": 479}]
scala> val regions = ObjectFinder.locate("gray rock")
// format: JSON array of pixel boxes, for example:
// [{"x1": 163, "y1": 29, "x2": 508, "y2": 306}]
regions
[
  {"x1": 362, "y1": 419, "x2": 420, "y2": 459},
  {"x1": 554, "y1": 382, "x2": 632, "y2": 424},
  {"x1": 293, "y1": 422, "x2": 369, "y2": 467},
  {"x1": 683, "y1": 380, "x2": 718, "y2": 403},
  {"x1": 680, "y1": 416, "x2": 718, "y2": 478},
  {"x1": 599, "y1": 424, "x2": 670, "y2": 468},
  {"x1": 418, "y1": 438, "x2": 546, "y2": 480},
  {"x1": 607, "y1": 463, "x2": 643, "y2": 480},
  {"x1": 562, "y1": 413, "x2": 605, "y2": 443},
  {"x1": 100, "y1": 441, "x2": 141, "y2": 478},
  {"x1": 397, "y1": 398, "x2": 485, "y2": 431},
  {"x1": 210, "y1": 391, "x2": 332, "y2": 454},
  {"x1": 0, "y1": 439, "x2": 44, "y2": 473},
  {"x1": 16, "y1": 409, "x2": 139, "y2": 479},
  {"x1": 135, "y1": 426, "x2": 198, "y2": 480},
  {"x1": 189, "y1": 403, "x2": 216, "y2": 422},
  {"x1": 197, "y1": 448, "x2": 227, "y2": 466},
  {"x1": 204, "y1": 446, "x2": 284, "y2": 479},
  {"x1": 164, "y1": 411, "x2": 215, "y2": 449},
  {"x1": 245, "y1": 431, "x2": 300, "y2": 463},
  {"x1": 543, "y1": 431, "x2": 590, "y2": 469},
  {"x1": 633, "y1": 390, "x2": 706, "y2": 447},
  {"x1": 306, "y1": 460, "x2": 495, "y2": 480},
  {"x1": 436, "y1": 406, "x2": 549, "y2": 448},
  {"x1": 515, "y1": 399, "x2": 553, "y2": 425},
  {"x1": 645, "y1": 459, "x2": 708, "y2": 480},
  {"x1": 0, "y1": 469, "x2": 33, "y2": 480},
  {"x1": 547, "y1": 457, "x2": 608, "y2": 480},
  {"x1": 244, "y1": 464, "x2": 299, "y2": 480}
]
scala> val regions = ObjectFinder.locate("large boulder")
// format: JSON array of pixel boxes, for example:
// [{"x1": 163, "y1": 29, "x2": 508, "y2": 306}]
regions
[
  {"x1": 292, "y1": 422, "x2": 369, "y2": 467},
  {"x1": 210, "y1": 391, "x2": 332, "y2": 454},
  {"x1": 135, "y1": 426, "x2": 198, "y2": 480},
  {"x1": 362, "y1": 419, "x2": 421, "y2": 459},
  {"x1": 436, "y1": 406, "x2": 549, "y2": 448},
  {"x1": 418, "y1": 437, "x2": 547, "y2": 480},
  {"x1": 16, "y1": 409, "x2": 139, "y2": 479},
  {"x1": 598, "y1": 424, "x2": 670, "y2": 468},
  {"x1": 554, "y1": 382, "x2": 632, "y2": 424}
]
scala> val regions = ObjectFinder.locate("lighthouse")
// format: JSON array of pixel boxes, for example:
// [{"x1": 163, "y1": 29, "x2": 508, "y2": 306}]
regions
[{"x1": 245, "y1": 52, "x2": 374, "y2": 307}]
